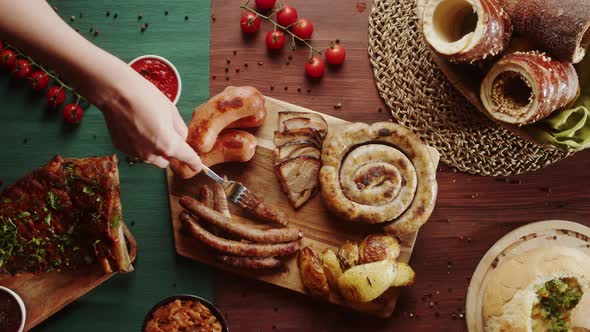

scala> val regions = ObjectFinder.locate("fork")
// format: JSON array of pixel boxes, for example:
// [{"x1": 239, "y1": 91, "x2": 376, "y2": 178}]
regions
[
  {"x1": 200, "y1": 165, "x2": 252, "y2": 209},
  {"x1": 200, "y1": 165, "x2": 290, "y2": 227}
]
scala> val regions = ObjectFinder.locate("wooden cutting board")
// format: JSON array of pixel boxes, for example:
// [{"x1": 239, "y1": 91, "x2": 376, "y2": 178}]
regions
[
  {"x1": 0, "y1": 225, "x2": 137, "y2": 331},
  {"x1": 166, "y1": 97, "x2": 440, "y2": 317},
  {"x1": 414, "y1": 0, "x2": 562, "y2": 151},
  {"x1": 465, "y1": 220, "x2": 590, "y2": 332}
]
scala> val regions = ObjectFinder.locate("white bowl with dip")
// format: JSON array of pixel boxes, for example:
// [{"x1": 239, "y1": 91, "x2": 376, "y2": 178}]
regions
[
  {"x1": 128, "y1": 55, "x2": 182, "y2": 105},
  {"x1": 0, "y1": 286, "x2": 26, "y2": 332}
]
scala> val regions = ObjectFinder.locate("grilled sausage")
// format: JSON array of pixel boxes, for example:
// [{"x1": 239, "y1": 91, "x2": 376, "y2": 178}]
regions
[
  {"x1": 188, "y1": 86, "x2": 265, "y2": 153},
  {"x1": 200, "y1": 185, "x2": 214, "y2": 208},
  {"x1": 171, "y1": 129, "x2": 258, "y2": 180},
  {"x1": 226, "y1": 106, "x2": 267, "y2": 129},
  {"x1": 179, "y1": 196, "x2": 302, "y2": 243},
  {"x1": 212, "y1": 182, "x2": 231, "y2": 217},
  {"x1": 217, "y1": 255, "x2": 282, "y2": 270},
  {"x1": 180, "y1": 212, "x2": 300, "y2": 257}
]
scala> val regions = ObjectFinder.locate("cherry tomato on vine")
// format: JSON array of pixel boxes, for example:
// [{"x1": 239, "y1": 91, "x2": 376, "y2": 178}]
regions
[
  {"x1": 46, "y1": 86, "x2": 66, "y2": 108},
  {"x1": 240, "y1": 12, "x2": 261, "y2": 33},
  {"x1": 255, "y1": 0, "x2": 276, "y2": 10},
  {"x1": 304, "y1": 56, "x2": 325, "y2": 78},
  {"x1": 265, "y1": 30, "x2": 286, "y2": 50},
  {"x1": 277, "y1": 6, "x2": 298, "y2": 27},
  {"x1": 325, "y1": 44, "x2": 346, "y2": 65},
  {"x1": 291, "y1": 18, "x2": 314, "y2": 39},
  {"x1": 29, "y1": 70, "x2": 50, "y2": 91},
  {"x1": 63, "y1": 103, "x2": 84, "y2": 124},
  {"x1": 0, "y1": 49, "x2": 17, "y2": 71},
  {"x1": 12, "y1": 59, "x2": 32, "y2": 79}
]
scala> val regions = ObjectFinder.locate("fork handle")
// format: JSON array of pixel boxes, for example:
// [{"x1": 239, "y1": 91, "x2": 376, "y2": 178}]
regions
[{"x1": 201, "y1": 165, "x2": 225, "y2": 184}]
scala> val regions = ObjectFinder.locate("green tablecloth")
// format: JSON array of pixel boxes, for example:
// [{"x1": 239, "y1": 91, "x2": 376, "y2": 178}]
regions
[{"x1": 0, "y1": 1, "x2": 211, "y2": 330}]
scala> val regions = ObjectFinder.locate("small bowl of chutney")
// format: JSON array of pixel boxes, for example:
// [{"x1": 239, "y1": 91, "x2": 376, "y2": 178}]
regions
[{"x1": 0, "y1": 286, "x2": 25, "y2": 332}]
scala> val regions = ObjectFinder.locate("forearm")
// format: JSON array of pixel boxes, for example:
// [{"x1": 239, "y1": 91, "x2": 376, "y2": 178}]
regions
[{"x1": 0, "y1": 0, "x2": 131, "y2": 108}]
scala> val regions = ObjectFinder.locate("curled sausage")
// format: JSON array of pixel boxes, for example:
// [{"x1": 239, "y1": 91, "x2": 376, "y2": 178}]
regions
[
  {"x1": 180, "y1": 212, "x2": 300, "y2": 257},
  {"x1": 179, "y1": 196, "x2": 302, "y2": 243},
  {"x1": 217, "y1": 255, "x2": 281, "y2": 270},
  {"x1": 171, "y1": 129, "x2": 258, "y2": 180},
  {"x1": 188, "y1": 86, "x2": 265, "y2": 154}
]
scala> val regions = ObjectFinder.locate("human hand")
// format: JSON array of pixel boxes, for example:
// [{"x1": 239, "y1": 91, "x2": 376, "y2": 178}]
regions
[{"x1": 98, "y1": 65, "x2": 202, "y2": 171}]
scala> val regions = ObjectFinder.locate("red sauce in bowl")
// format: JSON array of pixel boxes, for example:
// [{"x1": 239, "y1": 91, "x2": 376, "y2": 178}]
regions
[
  {"x1": 131, "y1": 58, "x2": 179, "y2": 102},
  {"x1": 0, "y1": 289, "x2": 23, "y2": 332}
]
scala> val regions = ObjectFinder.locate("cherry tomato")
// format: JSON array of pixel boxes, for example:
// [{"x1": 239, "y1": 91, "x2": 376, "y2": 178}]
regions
[
  {"x1": 277, "y1": 6, "x2": 298, "y2": 27},
  {"x1": 46, "y1": 86, "x2": 66, "y2": 108},
  {"x1": 304, "y1": 56, "x2": 325, "y2": 78},
  {"x1": 255, "y1": 0, "x2": 276, "y2": 10},
  {"x1": 265, "y1": 30, "x2": 286, "y2": 50},
  {"x1": 291, "y1": 18, "x2": 314, "y2": 39},
  {"x1": 29, "y1": 70, "x2": 50, "y2": 91},
  {"x1": 12, "y1": 59, "x2": 32, "y2": 79},
  {"x1": 325, "y1": 44, "x2": 346, "y2": 65},
  {"x1": 240, "y1": 12, "x2": 261, "y2": 33},
  {"x1": 63, "y1": 103, "x2": 84, "y2": 124},
  {"x1": 0, "y1": 49, "x2": 17, "y2": 71}
]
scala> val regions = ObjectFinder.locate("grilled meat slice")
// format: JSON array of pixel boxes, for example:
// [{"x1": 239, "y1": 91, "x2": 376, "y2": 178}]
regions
[{"x1": 274, "y1": 156, "x2": 321, "y2": 209}]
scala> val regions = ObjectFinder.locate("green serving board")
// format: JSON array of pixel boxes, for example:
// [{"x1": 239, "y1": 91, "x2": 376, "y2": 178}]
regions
[{"x1": 0, "y1": 0, "x2": 212, "y2": 330}]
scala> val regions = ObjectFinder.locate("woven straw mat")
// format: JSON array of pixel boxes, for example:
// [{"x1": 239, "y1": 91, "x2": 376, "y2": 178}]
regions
[{"x1": 368, "y1": 0, "x2": 570, "y2": 176}]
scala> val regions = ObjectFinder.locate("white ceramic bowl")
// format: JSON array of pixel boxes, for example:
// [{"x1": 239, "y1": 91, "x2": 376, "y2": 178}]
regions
[
  {"x1": 0, "y1": 286, "x2": 26, "y2": 332},
  {"x1": 128, "y1": 54, "x2": 182, "y2": 105}
]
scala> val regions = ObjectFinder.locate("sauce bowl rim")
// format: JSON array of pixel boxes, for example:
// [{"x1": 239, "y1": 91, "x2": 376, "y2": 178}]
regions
[{"x1": 128, "y1": 54, "x2": 183, "y2": 106}]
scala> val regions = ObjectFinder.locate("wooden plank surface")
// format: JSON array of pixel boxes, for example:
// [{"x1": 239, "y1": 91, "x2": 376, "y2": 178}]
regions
[
  {"x1": 0, "y1": 229, "x2": 136, "y2": 331},
  {"x1": 167, "y1": 97, "x2": 439, "y2": 317},
  {"x1": 209, "y1": 0, "x2": 590, "y2": 331}
]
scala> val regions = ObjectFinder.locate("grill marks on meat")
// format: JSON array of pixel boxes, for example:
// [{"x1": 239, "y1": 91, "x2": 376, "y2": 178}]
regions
[
  {"x1": 180, "y1": 212, "x2": 300, "y2": 257},
  {"x1": 178, "y1": 183, "x2": 301, "y2": 269},
  {"x1": 179, "y1": 196, "x2": 302, "y2": 243},
  {"x1": 273, "y1": 112, "x2": 327, "y2": 209}
]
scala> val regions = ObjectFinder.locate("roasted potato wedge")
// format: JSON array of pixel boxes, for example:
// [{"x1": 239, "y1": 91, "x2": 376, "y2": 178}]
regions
[
  {"x1": 358, "y1": 234, "x2": 401, "y2": 264},
  {"x1": 337, "y1": 242, "x2": 359, "y2": 270},
  {"x1": 298, "y1": 246, "x2": 329, "y2": 297},
  {"x1": 321, "y1": 249, "x2": 343, "y2": 290},
  {"x1": 337, "y1": 260, "x2": 397, "y2": 303},
  {"x1": 391, "y1": 262, "x2": 415, "y2": 287}
]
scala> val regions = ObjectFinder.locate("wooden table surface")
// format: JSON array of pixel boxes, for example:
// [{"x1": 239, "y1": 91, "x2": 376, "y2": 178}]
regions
[{"x1": 209, "y1": 0, "x2": 590, "y2": 331}]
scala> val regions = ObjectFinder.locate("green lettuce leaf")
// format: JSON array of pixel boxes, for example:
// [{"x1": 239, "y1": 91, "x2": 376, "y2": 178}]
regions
[{"x1": 525, "y1": 56, "x2": 590, "y2": 151}]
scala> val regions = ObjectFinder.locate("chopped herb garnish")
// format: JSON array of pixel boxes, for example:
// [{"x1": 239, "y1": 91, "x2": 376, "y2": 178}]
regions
[
  {"x1": 82, "y1": 186, "x2": 94, "y2": 195},
  {"x1": 47, "y1": 191, "x2": 60, "y2": 210},
  {"x1": 2, "y1": 197, "x2": 12, "y2": 203},
  {"x1": 18, "y1": 211, "x2": 31, "y2": 218},
  {"x1": 29, "y1": 237, "x2": 42, "y2": 246},
  {"x1": 44, "y1": 213, "x2": 52, "y2": 225}
]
